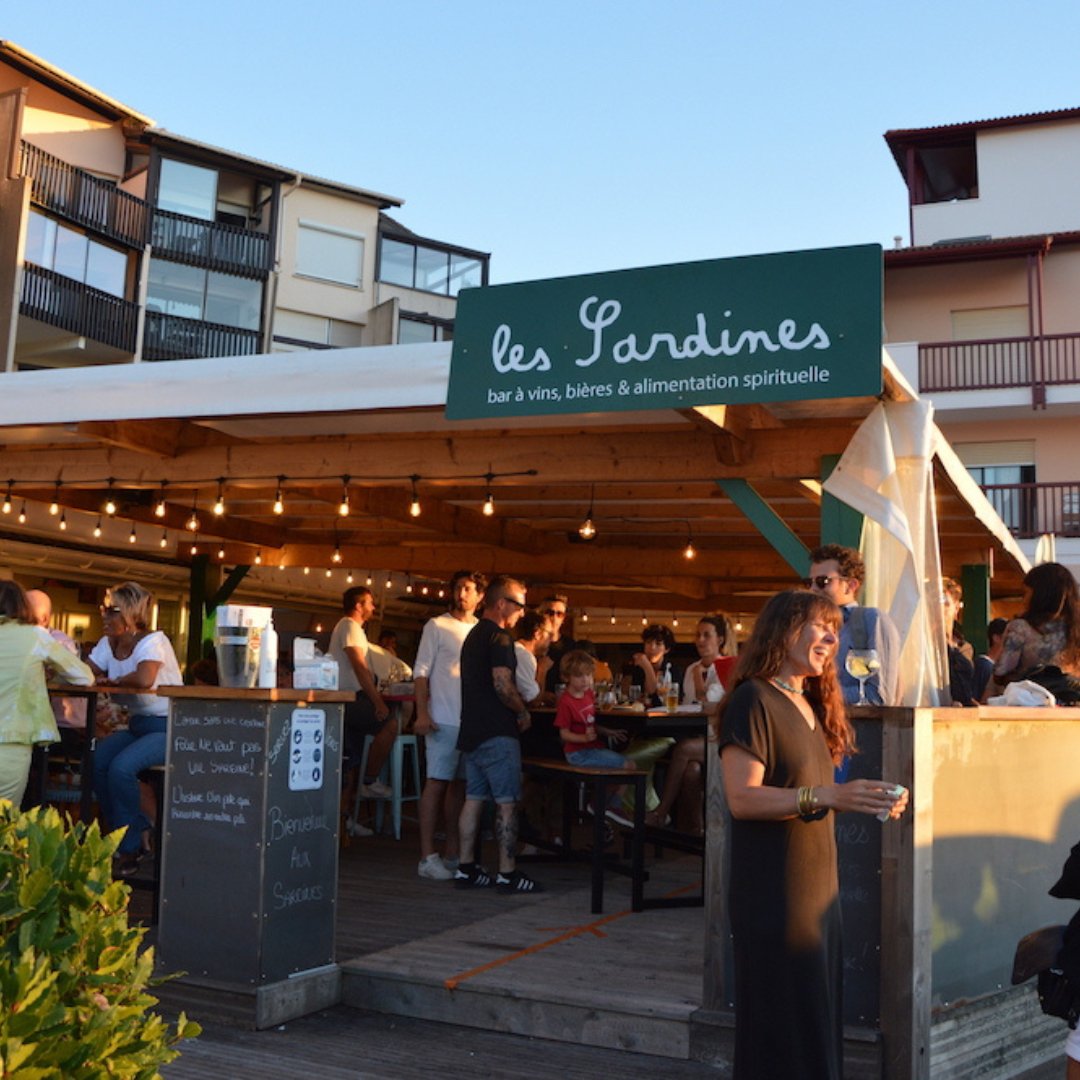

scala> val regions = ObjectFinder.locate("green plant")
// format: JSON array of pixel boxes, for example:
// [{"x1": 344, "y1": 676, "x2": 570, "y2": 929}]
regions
[{"x1": 0, "y1": 801, "x2": 199, "y2": 1078}]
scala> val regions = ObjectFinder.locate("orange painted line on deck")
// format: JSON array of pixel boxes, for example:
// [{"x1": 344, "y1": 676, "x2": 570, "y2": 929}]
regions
[{"x1": 442, "y1": 879, "x2": 702, "y2": 992}]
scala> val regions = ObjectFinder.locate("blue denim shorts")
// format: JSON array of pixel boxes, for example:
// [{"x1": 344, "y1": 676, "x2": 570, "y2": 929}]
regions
[
  {"x1": 566, "y1": 747, "x2": 628, "y2": 770},
  {"x1": 424, "y1": 722, "x2": 465, "y2": 782},
  {"x1": 464, "y1": 735, "x2": 522, "y2": 804}
]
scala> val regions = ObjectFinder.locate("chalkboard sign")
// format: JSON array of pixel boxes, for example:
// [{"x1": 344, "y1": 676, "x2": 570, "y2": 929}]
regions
[
  {"x1": 837, "y1": 718, "x2": 884, "y2": 1026},
  {"x1": 158, "y1": 695, "x2": 341, "y2": 986}
]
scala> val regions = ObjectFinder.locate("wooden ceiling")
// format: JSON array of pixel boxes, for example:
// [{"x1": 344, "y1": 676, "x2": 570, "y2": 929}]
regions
[{"x1": 0, "y1": 366, "x2": 1029, "y2": 618}]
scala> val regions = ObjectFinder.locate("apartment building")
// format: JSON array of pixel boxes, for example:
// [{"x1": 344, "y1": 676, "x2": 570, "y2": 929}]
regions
[
  {"x1": 882, "y1": 107, "x2": 1080, "y2": 576},
  {"x1": 0, "y1": 40, "x2": 488, "y2": 371}
]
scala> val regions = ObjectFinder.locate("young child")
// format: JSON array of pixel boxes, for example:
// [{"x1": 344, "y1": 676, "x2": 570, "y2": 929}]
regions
[{"x1": 554, "y1": 650, "x2": 635, "y2": 826}]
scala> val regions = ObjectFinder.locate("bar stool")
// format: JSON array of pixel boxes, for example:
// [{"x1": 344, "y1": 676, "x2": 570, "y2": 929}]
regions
[{"x1": 352, "y1": 722, "x2": 422, "y2": 840}]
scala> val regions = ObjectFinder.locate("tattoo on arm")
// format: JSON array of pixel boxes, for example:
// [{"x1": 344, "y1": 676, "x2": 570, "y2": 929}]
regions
[{"x1": 493, "y1": 667, "x2": 527, "y2": 714}]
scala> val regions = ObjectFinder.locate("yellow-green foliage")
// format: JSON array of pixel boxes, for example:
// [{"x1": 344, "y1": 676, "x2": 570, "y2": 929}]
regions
[{"x1": 0, "y1": 802, "x2": 200, "y2": 1078}]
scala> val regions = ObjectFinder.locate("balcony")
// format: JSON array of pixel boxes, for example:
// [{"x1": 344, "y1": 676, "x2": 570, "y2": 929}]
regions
[
  {"x1": 980, "y1": 481, "x2": 1080, "y2": 539},
  {"x1": 20, "y1": 264, "x2": 137, "y2": 354},
  {"x1": 20, "y1": 141, "x2": 147, "y2": 249},
  {"x1": 919, "y1": 333, "x2": 1080, "y2": 403},
  {"x1": 150, "y1": 209, "x2": 272, "y2": 280},
  {"x1": 143, "y1": 310, "x2": 261, "y2": 361}
]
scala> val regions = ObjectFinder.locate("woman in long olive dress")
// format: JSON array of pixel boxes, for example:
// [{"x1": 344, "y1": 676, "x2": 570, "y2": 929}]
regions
[{"x1": 718, "y1": 589, "x2": 908, "y2": 1079}]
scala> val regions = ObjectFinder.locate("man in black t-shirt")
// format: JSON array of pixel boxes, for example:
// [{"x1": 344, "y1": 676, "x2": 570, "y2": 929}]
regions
[{"x1": 454, "y1": 575, "x2": 543, "y2": 894}]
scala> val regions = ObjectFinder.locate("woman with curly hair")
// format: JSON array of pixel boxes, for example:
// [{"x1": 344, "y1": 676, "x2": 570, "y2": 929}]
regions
[
  {"x1": 994, "y1": 561, "x2": 1080, "y2": 688},
  {"x1": 718, "y1": 589, "x2": 908, "y2": 1079}
]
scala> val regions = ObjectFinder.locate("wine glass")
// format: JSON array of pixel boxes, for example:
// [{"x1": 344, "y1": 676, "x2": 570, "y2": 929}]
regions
[{"x1": 845, "y1": 648, "x2": 881, "y2": 706}]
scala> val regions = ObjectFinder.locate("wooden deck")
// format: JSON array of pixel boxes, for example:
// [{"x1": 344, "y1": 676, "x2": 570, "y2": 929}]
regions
[{"x1": 150, "y1": 820, "x2": 710, "y2": 1073}]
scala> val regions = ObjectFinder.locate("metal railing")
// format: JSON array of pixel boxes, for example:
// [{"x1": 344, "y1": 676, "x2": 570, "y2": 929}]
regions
[
  {"x1": 19, "y1": 264, "x2": 138, "y2": 353},
  {"x1": 143, "y1": 310, "x2": 261, "y2": 360},
  {"x1": 20, "y1": 141, "x2": 147, "y2": 249},
  {"x1": 980, "y1": 481, "x2": 1080, "y2": 539},
  {"x1": 919, "y1": 333, "x2": 1080, "y2": 396},
  {"x1": 150, "y1": 209, "x2": 272, "y2": 279}
]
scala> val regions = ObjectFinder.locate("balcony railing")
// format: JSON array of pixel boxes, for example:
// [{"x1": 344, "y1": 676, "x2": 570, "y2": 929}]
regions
[
  {"x1": 20, "y1": 264, "x2": 138, "y2": 354},
  {"x1": 980, "y1": 481, "x2": 1080, "y2": 539},
  {"x1": 150, "y1": 209, "x2": 272, "y2": 279},
  {"x1": 20, "y1": 141, "x2": 147, "y2": 249},
  {"x1": 143, "y1": 310, "x2": 261, "y2": 361},
  {"x1": 919, "y1": 333, "x2": 1080, "y2": 404}
]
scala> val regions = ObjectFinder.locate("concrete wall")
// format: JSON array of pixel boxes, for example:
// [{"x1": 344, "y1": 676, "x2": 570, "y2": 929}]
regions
[
  {"x1": 276, "y1": 185, "x2": 378, "y2": 325},
  {"x1": 931, "y1": 712, "x2": 1080, "y2": 1005},
  {"x1": 0, "y1": 63, "x2": 127, "y2": 178},
  {"x1": 912, "y1": 120, "x2": 1080, "y2": 245}
]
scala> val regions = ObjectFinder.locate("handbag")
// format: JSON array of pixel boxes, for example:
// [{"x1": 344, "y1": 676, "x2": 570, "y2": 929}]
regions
[
  {"x1": 1038, "y1": 967, "x2": 1080, "y2": 1028},
  {"x1": 1025, "y1": 665, "x2": 1080, "y2": 705}
]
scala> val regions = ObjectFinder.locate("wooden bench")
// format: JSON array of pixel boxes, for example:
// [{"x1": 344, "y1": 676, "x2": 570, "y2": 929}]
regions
[{"x1": 521, "y1": 756, "x2": 648, "y2": 913}]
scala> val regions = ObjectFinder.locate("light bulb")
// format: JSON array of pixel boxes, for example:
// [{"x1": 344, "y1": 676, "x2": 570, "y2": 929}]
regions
[
  {"x1": 159, "y1": 530, "x2": 168, "y2": 549},
  {"x1": 155, "y1": 484, "x2": 167, "y2": 517},
  {"x1": 217, "y1": 547, "x2": 225, "y2": 560},
  {"x1": 213, "y1": 480, "x2": 225, "y2": 516},
  {"x1": 303, "y1": 566, "x2": 310, "y2": 575},
  {"x1": 49, "y1": 500, "x2": 59, "y2": 516},
  {"x1": 2, "y1": 485, "x2": 11, "y2": 514},
  {"x1": 273, "y1": 490, "x2": 284, "y2": 515},
  {"x1": 186, "y1": 512, "x2": 199, "y2": 532},
  {"x1": 59, "y1": 510, "x2": 67, "y2": 531},
  {"x1": 346, "y1": 571, "x2": 354, "y2": 584},
  {"x1": 581, "y1": 611, "x2": 588, "y2": 623},
  {"x1": 332, "y1": 546, "x2": 342, "y2": 564},
  {"x1": 483, "y1": 493, "x2": 495, "y2": 516},
  {"x1": 578, "y1": 517, "x2": 596, "y2": 540},
  {"x1": 409, "y1": 497, "x2": 421, "y2": 518},
  {"x1": 683, "y1": 540, "x2": 696, "y2": 560},
  {"x1": 93, "y1": 517, "x2": 102, "y2": 538},
  {"x1": 104, "y1": 496, "x2": 117, "y2": 516},
  {"x1": 325, "y1": 568, "x2": 332, "y2": 578},
  {"x1": 18, "y1": 503, "x2": 27, "y2": 524},
  {"x1": 254, "y1": 550, "x2": 263, "y2": 565},
  {"x1": 129, "y1": 524, "x2": 138, "y2": 543}
]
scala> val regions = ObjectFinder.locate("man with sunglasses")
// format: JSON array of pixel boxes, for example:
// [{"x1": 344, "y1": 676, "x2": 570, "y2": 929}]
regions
[
  {"x1": 805, "y1": 544, "x2": 901, "y2": 706},
  {"x1": 539, "y1": 593, "x2": 570, "y2": 694},
  {"x1": 455, "y1": 575, "x2": 542, "y2": 894}
]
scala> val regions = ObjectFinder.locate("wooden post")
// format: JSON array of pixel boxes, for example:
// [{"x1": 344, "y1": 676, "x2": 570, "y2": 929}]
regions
[
  {"x1": 702, "y1": 724, "x2": 727, "y2": 1011},
  {"x1": 187, "y1": 558, "x2": 252, "y2": 671},
  {"x1": 960, "y1": 563, "x2": 990, "y2": 654},
  {"x1": 820, "y1": 453, "x2": 864, "y2": 549}
]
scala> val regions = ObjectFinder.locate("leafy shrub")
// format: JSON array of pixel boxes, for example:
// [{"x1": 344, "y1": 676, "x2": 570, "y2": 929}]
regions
[{"x1": 0, "y1": 802, "x2": 199, "y2": 1078}]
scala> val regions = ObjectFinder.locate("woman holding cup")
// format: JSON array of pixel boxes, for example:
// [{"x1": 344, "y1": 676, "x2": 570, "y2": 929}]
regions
[
  {"x1": 718, "y1": 589, "x2": 908, "y2": 1078},
  {"x1": 90, "y1": 581, "x2": 182, "y2": 877}
]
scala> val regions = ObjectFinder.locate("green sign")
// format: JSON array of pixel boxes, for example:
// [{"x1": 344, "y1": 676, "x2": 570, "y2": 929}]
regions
[{"x1": 446, "y1": 244, "x2": 882, "y2": 420}]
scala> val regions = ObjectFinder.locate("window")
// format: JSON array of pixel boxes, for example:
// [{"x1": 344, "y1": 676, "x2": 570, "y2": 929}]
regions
[
  {"x1": 296, "y1": 222, "x2": 364, "y2": 287},
  {"x1": 23, "y1": 210, "x2": 127, "y2": 298},
  {"x1": 157, "y1": 159, "x2": 218, "y2": 220},
  {"x1": 399, "y1": 314, "x2": 453, "y2": 345},
  {"x1": 147, "y1": 258, "x2": 262, "y2": 330},
  {"x1": 378, "y1": 236, "x2": 486, "y2": 297}
]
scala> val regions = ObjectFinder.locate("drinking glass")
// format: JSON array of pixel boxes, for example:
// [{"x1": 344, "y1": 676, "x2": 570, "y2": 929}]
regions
[
  {"x1": 845, "y1": 648, "x2": 881, "y2": 706},
  {"x1": 627, "y1": 685, "x2": 642, "y2": 705}
]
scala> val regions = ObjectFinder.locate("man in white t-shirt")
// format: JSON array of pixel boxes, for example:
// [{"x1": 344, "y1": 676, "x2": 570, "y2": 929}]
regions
[
  {"x1": 412, "y1": 570, "x2": 485, "y2": 880},
  {"x1": 328, "y1": 586, "x2": 392, "y2": 802},
  {"x1": 513, "y1": 610, "x2": 552, "y2": 706}
]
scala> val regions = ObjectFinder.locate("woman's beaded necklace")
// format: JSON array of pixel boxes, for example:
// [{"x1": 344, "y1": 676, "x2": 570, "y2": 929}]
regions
[{"x1": 770, "y1": 676, "x2": 805, "y2": 696}]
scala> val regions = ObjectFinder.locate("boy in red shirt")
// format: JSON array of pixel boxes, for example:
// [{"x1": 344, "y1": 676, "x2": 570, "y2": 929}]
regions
[{"x1": 554, "y1": 650, "x2": 635, "y2": 827}]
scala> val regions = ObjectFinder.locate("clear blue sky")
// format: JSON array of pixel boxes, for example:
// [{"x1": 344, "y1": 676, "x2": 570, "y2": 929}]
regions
[{"x1": 6, "y1": 2, "x2": 1080, "y2": 284}]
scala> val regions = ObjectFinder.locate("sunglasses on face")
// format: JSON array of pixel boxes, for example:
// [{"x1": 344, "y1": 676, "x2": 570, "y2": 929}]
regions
[
  {"x1": 100, "y1": 605, "x2": 122, "y2": 616},
  {"x1": 503, "y1": 596, "x2": 526, "y2": 609},
  {"x1": 802, "y1": 575, "x2": 843, "y2": 590},
  {"x1": 542, "y1": 608, "x2": 566, "y2": 618}
]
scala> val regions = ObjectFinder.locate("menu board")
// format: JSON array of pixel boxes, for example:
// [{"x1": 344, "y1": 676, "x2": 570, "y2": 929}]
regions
[{"x1": 158, "y1": 698, "x2": 340, "y2": 986}]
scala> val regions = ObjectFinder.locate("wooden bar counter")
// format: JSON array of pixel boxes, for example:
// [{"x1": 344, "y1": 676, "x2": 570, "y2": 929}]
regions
[{"x1": 155, "y1": 687, "x2": 352, "y2": 1029}]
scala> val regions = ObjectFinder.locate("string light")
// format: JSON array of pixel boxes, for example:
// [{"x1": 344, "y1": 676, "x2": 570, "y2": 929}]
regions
[
  {"x1": 104, "y1": 479, "x2": 117, "y2": 516},
  {"x1": 254, "y1": 550, "x2": 263, "y2": 565},
  {"x1": 409, "y1": 475, "x2": 421, "y2": 518},
  {"x1": 365, "y1": 572, "x2": 373, "y2": 586},
  {"x1": 338, "y1": 476, "x2": 350, "y2": 517},
  {"x1": 159, "y1": 529, "x2": 168, "y2": 549},
  {"x1": 385, "y1": 574, "x2": 393, "y2": 589},
  {"x1": 93, "y1": 516, "x2": 102, "y2": 538},
  {"x1": 610, "y1": 609, "x2": 616, "y2": 625},
  {"x1": 58, "y1": 510, "x2": 67, "y2": 531},
  {"x1": 325, "y1": 568, "x2": 332, "y2": 578},
  {"x1": 406, "y1": 575, "x2": 414, "y2": 594},
  {"x1": 672, "y1": 613, "x2": 680, "y2": 628},
  {"x1": 641, "y1": 613, "x2": 648, "y2": 626},
  {"x1": 303, "y1": 566, "x2": 310, "y2": 575},
  {"x1": 332, "y1": 545, "x2": 343, "y2": 564},
  {"x1": 482, "y1": 472, "x2": 495, "y2": 516},
  {"x1": 186, "y1": 493, "x2": 199, "y2": 532},
  {"x1": 17, "y1": 502, "x2": 27, "y2": 524},
  {"x1": 49, "y1": 481, "x2": 61, "y2": 516},
  {"x1": 129, "y1": 523, "x2": 137, "y2": 544},
  {"x1": 735, "y1": 618, "x2": 743, "y2": 632},
  {"x1": 421, "y1": 584, "x2": 429, "y2": 595},
  {"x1": 213, "y1": 478, "x2": 225, "y2": 517},
  {"x1": 218, "y1": 546, "x2": 226, "y2": 560},
  {"x1": 273, "y1": 476, "x2": 285, "y2": 515},
  {"x1": 346, "y1": 570, "x2": 354, "y2": 584},
  {"x1": 2, "y1": 481, "x2": 11, "y2": 514},
  {"x1": 581, "y1": 610, "x2": 588, "y2": 623},
  {"x1": 578, "y1": 484, "x2": 596, "y2": 540},
  {"x1": 683, "y1": 523, "x2": 696, "y2": 561},
  {"x1": 154, "y1": 482, "x2": 167, "y2": 518}
]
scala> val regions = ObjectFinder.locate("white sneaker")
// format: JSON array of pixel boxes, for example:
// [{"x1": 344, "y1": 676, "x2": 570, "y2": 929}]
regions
[
  {"x1": 418, "y1": 854, "x2": 454, "y2": 881},
  {"x1": 360, "y1": 779, "x2": 392, "y2": 798}
]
